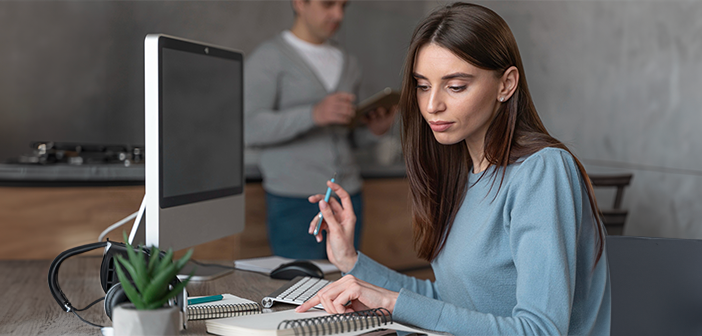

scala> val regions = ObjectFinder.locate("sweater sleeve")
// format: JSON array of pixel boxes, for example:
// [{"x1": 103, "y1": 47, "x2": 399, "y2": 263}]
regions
[
  {"x1": 244, "y1": 43, "x2": 316, "y2": 147},
  {"x1": 391, "y1": 150, "x2": 587, "y2": 335},
  {"x1": 347, "y1": 252, "x2": 441, "y2": 300}
]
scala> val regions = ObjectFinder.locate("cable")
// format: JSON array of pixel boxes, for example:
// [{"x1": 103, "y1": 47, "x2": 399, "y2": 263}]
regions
[
  {"x1": 98, "y1": 211, "x2": 138, "y2": 242},
  {"x1": 67, "y1": 297, "x2": 106, "y2": 328},
  {"x1": 583, "y1": 158, "x2": 702, "y2": 177},
  {"x1": 71, "y1": 310, "x2": 104, "y2": 328},
  {"x1": 74, "y1": 297, "x2": 105, "y2": 312}
]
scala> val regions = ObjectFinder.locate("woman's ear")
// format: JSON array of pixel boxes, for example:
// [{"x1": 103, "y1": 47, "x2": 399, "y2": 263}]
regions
[{"x1": 497, "y1": 66, "x2": 519, "y2": 102}]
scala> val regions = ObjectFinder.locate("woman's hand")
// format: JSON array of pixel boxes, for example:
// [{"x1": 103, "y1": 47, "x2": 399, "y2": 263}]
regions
[
  {"x1": 308, "y1": 181, "x2": 358, "y2": 273},
  {"x1": 295, "y1": 275, "x2": 399, "y2": 314}
]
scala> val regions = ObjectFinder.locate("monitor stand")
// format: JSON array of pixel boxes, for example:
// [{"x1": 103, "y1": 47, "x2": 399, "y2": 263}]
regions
[
  {"x1": 129, "y1": 195, "x2": 234, "y2": 282},
  {"x1": 177, "y1": 262, "x2": 232, "y2": 282}
]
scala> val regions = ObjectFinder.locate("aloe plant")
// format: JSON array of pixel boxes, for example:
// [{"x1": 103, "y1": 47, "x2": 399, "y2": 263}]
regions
[{"x1": 114, "y1": 232, "x2": 194, "y2": 310}]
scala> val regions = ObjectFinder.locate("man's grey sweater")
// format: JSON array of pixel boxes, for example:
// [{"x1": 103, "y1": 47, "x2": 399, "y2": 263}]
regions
[{"x1": 245, "y1": 34, "x2": 374, "y2": 197}]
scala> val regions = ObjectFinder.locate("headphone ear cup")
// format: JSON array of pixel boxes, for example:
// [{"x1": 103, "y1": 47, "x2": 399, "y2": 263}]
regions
[{"x1": 104, "y1": 283, "x2": 129, "y2": 320}]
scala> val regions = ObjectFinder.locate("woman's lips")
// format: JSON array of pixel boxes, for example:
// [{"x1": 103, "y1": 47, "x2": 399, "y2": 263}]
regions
[{"x1": 429, "y1": 121, "x2": 454, "y2": 132}]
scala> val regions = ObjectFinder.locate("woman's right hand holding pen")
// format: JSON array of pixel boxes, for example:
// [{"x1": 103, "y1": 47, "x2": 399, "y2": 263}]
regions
[{"x1": 308, "y1": 181, "x2": 358, "y2": 273}]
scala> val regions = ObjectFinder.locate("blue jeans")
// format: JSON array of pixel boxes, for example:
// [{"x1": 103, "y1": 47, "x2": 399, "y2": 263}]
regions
[{"x1": 265, "y1": 191, "x2": 363, "y2": 260}]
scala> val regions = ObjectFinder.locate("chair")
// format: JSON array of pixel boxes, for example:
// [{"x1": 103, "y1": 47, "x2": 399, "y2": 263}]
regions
[
  {"x1": 589, "y1": 174, "x2": 633, "y2": 235},
  {"x1": 607, "y1": 236, "x2": 702, "y2": 336}
]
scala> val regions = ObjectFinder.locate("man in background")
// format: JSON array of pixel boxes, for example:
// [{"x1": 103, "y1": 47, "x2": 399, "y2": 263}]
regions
[{"x1": 245, "y1": 0, "x2": 395, "y2": 259}]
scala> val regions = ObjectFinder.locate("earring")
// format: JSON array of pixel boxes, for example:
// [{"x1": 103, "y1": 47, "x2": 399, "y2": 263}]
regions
[{"x1": 499, "y1": 97, "x2": 505, "y2": 102}]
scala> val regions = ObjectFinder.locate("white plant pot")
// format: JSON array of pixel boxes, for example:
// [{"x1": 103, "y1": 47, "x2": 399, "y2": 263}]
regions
[{"x1": 112, "y1": 303, "x2": 179, "y2": 336}]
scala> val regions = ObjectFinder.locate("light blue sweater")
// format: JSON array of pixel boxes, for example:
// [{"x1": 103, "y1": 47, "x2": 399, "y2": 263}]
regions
[{"x1": 348, "y1": 148, "x2": 611, "y2": 335}]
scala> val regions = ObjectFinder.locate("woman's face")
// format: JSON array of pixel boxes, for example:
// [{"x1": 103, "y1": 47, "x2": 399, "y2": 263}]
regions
[{"x1": 413, "y1": 43, "x2": 502, "y2": 147}]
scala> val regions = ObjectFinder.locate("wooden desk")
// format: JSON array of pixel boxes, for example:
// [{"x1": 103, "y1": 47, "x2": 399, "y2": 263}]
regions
[{"x1": 0, "y1": 257, "x2": 315, "y2": 335}]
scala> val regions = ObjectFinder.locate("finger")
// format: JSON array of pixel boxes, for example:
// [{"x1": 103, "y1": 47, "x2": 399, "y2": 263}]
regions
[
  {"x1": 308, "y1": 214, "x2": 320, "y2": 235},
  {"x1": 375, "y1": 107, "x2": 387, "y2": 117},
  {"x1": 296, "y1": 294, "x2": 321, "y2": 312},
  {"x1": 339, "y1": 106, "x2": 355, "y2": 119},
  {"x1": 315, "y1": 284, "x2": 341, "y2": 314},
  {"x1": 311, "y1": 214, "x2": 328, "y2": 242},
  {"x1": 318, "y1": 200, "x2": 342, "y2": 235},
  {"x1": 335, "y1": 92, "x2": 356, "y2": 102},
  {"x1": 315, "y1": 222, "x2": 326, "y2": 242},
  {"x1": 308, "y1": 194, "x2": 326, "y2": 203},
  {"x1": 328, "y1": 181, "x2": 354, "y2": 216},
  {"x1": 331, "y1": 289, "x2": 356, "y2": 315},
  {"x1": 367, "y1": 110, "x2": 379, "y2": 120},
  {"x1": 327, "y1": 197, "x2": 345, "y2": 224},
  {"x1": 334, "y1": 111, "x2": 353, "y2": 123},
  {"x1": 330, "y1": 92, "x2": 351, "y2": 104},
  {"x1": 349, "y1": 300, "x2": 369, "y2": 312},
  {"x1": 329, "y1": 110, "x2": 351, "y2": 124},
  {"x1": 332, "y1": 102, "x2": 356, "y2": 118},
  {"x1": 308, "y1": 193, "x2": 327, "y2": 238},
  {"x1": 328, "y1": 197, "x2": 344, "y2": 214},
  {"x1": 312, "y1": 276, "x2": 354, "y2": 314},
  {"x1": 360, "y1": 114, "x2": 370, "y2": 124}
]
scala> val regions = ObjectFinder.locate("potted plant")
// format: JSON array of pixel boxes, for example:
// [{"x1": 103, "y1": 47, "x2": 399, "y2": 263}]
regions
[{"x1": 111, "y1": 232, "x2": 194, "y2": 336}]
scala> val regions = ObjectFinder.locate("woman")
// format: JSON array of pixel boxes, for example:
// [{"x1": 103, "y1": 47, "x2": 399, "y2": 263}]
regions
[{"x1": 297, "y1": 3, "x2": 611, "y2": 335}]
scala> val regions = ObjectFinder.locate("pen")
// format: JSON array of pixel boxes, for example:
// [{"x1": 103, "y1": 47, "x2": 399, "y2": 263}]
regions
[
  {"x1": 313, "y1": 173, "x2": 336, "y2": 236},
  {"x1": 188, "y1": 294, "x2": 223, "y2": 305}
]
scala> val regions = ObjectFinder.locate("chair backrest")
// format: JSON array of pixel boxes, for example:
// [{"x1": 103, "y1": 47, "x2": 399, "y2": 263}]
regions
[
  {"x1": 590, "y1": 174, "x2": 633, "y2": 209},
  {"x1": 590, "y1": 174, "x2": 633, "y2": 235},
  {"x1": 607, "y1": 236, "x2": 702, "y2": 336}
]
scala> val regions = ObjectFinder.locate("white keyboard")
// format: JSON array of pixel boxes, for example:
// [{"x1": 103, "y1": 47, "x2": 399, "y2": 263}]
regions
[{"x1": 262, "y1": 276, "x2": 331, "y2": 309}]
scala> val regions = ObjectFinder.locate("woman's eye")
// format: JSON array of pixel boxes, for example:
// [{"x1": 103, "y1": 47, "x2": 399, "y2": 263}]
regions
[
  {"x1": 449, "y1": 85, "x2": 467, "y2": 92},
  {"x1": 416, "y1": 85, "x2": 429, "y2": 91}
]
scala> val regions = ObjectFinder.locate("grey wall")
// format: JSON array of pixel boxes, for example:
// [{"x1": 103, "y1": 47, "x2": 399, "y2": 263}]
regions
[
  {"x1": 0, "y1": 0, "x2": 425, "y2": 161},
  {"x1": 0, "y1": 1, "x2": 295, "y2": 160},
  {"x1": 2, "y1": 0, "x2": 701, "y2": 239},
  {"x1": 439, "y1": 0, "x2": 701, "y2": 239}
]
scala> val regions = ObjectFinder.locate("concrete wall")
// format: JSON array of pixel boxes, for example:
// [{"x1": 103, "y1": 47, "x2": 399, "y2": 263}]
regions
[
  {"x1": 2, "y1": 0, "x2": 700, "y2": 239},
  {"x1": 0, "y1": 0, "x2": 425, "y2": 161},
  {"x1": 438, "y1": 0, "x2": 701, "y2": 238},
  {"x1": 0, "y1": 1, "x2": 294, "y2": 160}
]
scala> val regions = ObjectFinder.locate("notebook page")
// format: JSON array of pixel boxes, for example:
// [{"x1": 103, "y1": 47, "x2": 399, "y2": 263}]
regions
[{"x1": 205, "y1": 309, "x2": 447, "y2": 336}]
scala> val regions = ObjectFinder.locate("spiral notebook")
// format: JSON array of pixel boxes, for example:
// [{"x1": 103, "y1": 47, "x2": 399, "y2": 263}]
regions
[
  {"x1": 187, "y1": 294, "x2": 262, "y2": 321},
  {"x1": 205, "y1": 308, "x2": 446, "y2": 336}
]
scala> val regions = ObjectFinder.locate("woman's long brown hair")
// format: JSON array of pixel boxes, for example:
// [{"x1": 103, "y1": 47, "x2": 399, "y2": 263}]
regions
[{"x1": 400, "y1": 3, "x2": 606, "y2": 263}]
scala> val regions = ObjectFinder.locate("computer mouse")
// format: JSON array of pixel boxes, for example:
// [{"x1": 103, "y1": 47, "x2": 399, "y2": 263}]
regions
[{"x1": 270, "y1": 260, "x2": 324, "y2": 280}]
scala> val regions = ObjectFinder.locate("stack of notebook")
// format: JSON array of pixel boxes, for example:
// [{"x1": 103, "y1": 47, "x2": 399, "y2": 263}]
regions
[{"x1": 187, "y1": 294, "x2": 261, "y2": 321}]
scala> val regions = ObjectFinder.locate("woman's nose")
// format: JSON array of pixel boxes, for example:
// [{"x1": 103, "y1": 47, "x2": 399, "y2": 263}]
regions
[{"x1": 425, "y1": 90, "x2": 446, "y2": 114}]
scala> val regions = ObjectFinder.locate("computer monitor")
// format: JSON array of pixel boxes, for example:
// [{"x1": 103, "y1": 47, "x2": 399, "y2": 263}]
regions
[{"x1": 130, "y1": 34, "x2": 244, "y2": 279}]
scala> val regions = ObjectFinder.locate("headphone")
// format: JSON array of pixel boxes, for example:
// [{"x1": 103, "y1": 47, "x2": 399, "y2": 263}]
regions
[{"x1": 48, "y1": 240, "x2": 187, "y2": 329}]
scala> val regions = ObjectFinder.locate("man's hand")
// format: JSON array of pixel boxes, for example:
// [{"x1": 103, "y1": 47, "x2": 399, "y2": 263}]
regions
[
  {"x1": 362, "y1": 105, "x2": 397, "y2": 136},
  {"x1": 313, "y1": 92, "x2": 356, "y2": 126}
]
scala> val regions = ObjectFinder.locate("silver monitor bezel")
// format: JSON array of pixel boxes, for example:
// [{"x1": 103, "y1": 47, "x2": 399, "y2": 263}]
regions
[{"x1": 143, "y1": 34, "x2": 245, "y2": 251}]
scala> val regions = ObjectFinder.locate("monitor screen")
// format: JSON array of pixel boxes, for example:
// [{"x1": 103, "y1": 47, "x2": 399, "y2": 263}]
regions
[
  {"x1": 141, "y1": 34, "x2": 245, "y2": 254},
  {"x1": 160, "y1": 46, "x2": 243, "y2": 208}
]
